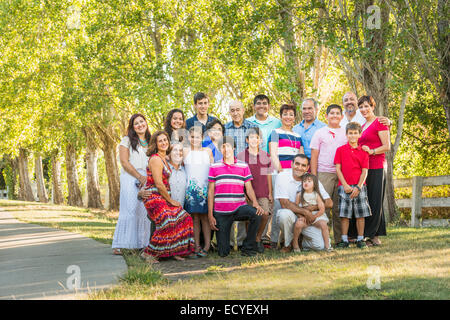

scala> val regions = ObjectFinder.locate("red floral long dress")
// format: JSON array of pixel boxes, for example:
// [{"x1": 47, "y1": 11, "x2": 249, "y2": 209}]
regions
[{"x1": 141, "y1": 154, "x2": 195, "y2": 258}]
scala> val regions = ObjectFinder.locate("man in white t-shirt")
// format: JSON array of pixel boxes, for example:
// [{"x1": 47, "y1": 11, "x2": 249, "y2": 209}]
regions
[
  {"x1": 340, "y1": 91, "x2": 392, "y2": 127},
  {"x1": 340, "y1": 92, "x2": 366, "y2": 127},
  {"x1": 275, "y1": 154, "x2": 333, "y2": 252}
]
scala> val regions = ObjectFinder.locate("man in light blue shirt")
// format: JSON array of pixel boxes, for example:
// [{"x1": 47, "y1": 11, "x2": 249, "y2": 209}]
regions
[
  {"x1": 246, "y1": 94, "x2": 282, "y2": 153},
  {"x1": 293, "y1": 98, "x2": 326, "y2": 159}
]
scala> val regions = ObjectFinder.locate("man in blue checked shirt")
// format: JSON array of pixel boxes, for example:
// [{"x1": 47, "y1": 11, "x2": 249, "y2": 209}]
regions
[
  {"x1": 293, "y1": 98, "x2": 326, "y2": 159},
  {"x1": 225, "y1": 100, "x2": 258, "y2": 157}
]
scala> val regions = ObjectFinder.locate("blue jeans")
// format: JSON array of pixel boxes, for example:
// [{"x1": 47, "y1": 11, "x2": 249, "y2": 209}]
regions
[{"x1": 214, "y1": 205, "x2": 262, "y2": 257}]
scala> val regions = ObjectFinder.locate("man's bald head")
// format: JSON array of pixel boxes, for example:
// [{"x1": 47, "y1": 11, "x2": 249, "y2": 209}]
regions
[{"x1": 342, "y1": 91, "x2": 358, "y2": 114}]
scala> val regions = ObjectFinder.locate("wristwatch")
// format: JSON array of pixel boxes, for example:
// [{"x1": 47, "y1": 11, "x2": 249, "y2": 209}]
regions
[
  {"x1": 371, "y1": 149, "x2": 376, "y2": 155},
  {"x1": 355, "y1": 185, "x2": 361, "y2": 191}
]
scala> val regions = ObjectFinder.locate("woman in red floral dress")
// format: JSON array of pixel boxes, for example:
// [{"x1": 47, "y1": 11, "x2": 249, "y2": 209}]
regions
[{"x1": 139, "y1": 130, "x2": 195, "y2": 263}]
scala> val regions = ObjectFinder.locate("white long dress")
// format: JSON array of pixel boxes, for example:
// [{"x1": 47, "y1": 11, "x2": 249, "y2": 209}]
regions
[{"x1": 112, "y1": 136, "x2": 151, "y2": 249}]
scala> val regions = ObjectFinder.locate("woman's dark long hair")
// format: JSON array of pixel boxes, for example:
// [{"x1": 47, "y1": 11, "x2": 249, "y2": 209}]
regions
[
  {"x1": 164, "y1": 109, "x2": 186, "y2": 142},
  {"x1": 127, "y1": 114, "x2": 152, "y2": 152}
]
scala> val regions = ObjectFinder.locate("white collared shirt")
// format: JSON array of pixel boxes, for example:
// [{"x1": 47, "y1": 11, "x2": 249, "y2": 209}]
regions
[
  {"x1": 274, "y1": 170, "x2": 330, "y2": 202},
  {"x1": 168, "y1": 162, "x2": 187, "y2": 206},
  {"x1": 340, "y1": 109, "x2": 366, "y2": 127}
]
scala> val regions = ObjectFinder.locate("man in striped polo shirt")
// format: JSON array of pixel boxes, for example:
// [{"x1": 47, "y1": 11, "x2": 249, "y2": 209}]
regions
[{"x1": 208, "y1": 136, "x2": 267, "y2": 257}]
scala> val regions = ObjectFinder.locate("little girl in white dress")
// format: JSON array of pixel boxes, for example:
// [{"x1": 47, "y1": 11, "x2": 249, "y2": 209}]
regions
[
  {"x1": 183, "y1": 126, "x2": 214, "y2": 256},
  {"x1": 293, "y1": 173, "x2": 331, "y2": 252}
]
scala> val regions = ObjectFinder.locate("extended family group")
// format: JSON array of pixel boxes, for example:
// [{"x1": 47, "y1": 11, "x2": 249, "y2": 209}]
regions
[{"x1": 111, "y1": 92, "x2": 391, "y2": 263}]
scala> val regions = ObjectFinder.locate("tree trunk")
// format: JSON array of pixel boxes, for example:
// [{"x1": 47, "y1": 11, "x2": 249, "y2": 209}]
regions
[
  {"x1": 65, "y1": 143, "x2": 83, "y2": 207},
  {"x1": 17, "y1": 148, "x2": 35, "y2": 201},
  {"x1": 279, "y1": 0, "x2": 305, "y2": 105},
  {"x1": 102, "y1": 134, "x2": 120, "y2": 211},
  {"x1": 84, "y1": 129, "x2": 103, "y2": 209},
  {"x1": 4, "y1": 155, "x2": 18, "y2": 199},
  {"x1": 362, "y1": 2, "x2": 398, "y2": 223},
  {"x1": 437, "y1": 0, "x2": 450, "y2": 138},
  {"x1": 35, "y1": 154, "x2": 48, "y2": 203},
  {"x1": 51, "y1": 152, "x2": 64, "y2": 205}
]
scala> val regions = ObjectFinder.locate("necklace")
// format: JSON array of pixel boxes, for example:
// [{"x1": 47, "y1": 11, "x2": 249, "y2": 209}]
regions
[
  {"x1": 362, "y1": 117, "x2": 376, "y2": 133},
  {"x1": 139, "y1": 137, "x2": 148, "y2": 147},
  {"x1": 281, "y1": 127, "x2": 297, "y2": 149}
]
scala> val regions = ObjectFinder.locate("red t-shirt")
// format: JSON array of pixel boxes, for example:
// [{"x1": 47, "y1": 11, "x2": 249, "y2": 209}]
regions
[
  {"x1": 358, "y1": 118, "x2": 389, "y2": 169},
  {"x1": 237, "y1": 149, "x2": 273, "y2": 198},
  {"x1": 334, "y1": 143, "x2": 369, "y2": 186}
]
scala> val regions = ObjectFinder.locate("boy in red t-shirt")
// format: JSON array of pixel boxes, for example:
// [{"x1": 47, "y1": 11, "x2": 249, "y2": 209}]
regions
[{"x1": 334, "y1": 122, "x2": 371, "y2": 249}]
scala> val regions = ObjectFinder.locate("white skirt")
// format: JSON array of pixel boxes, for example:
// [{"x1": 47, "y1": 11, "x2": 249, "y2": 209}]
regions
[
  {"x1": 312, "y1": 211, "x2": 329, "y2": 223},
  {"x1": 112, "y1": 169, "x2": 151, "y2": 249}
]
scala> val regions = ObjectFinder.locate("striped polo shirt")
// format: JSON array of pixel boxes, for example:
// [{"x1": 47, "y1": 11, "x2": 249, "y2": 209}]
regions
[
  {"x1": 268, "y1": 128, "x2": 302, "y2": 169},
  {"x1": 208, "y1": 159, "x2": 253, "y2": 214}
]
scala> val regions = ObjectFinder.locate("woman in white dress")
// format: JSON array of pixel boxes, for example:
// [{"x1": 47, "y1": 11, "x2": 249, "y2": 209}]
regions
[{"x1": 112, "y1": 114, "x2": 152, "y2": 255}]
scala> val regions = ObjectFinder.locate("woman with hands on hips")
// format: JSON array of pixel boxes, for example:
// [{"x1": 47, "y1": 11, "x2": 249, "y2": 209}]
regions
[{"x1": 112, "y1": 114, "x2": 152, "y2": 255}]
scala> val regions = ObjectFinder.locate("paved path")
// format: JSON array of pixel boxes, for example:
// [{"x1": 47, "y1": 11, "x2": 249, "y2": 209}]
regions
[{"x1": 0, "y1": 210, "x2": 128, "y2": 300}]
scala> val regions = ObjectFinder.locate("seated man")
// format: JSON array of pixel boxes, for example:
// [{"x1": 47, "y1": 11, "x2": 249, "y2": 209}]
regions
[
  {"x1": 275, "y1": 154, "x2": 333, "y2": 252},
  {"x1": 208, "y1": 136, "x2": 267, "y2": 257}
]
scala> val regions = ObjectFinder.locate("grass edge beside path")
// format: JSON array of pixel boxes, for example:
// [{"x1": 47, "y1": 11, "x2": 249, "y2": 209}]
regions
[{"x1": 2, "y1": 199, "x2": 450, "y2": 300}]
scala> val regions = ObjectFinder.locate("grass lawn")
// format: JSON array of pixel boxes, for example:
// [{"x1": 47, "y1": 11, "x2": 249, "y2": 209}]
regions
[{"x1": 2, "y1": 199, "x2": 449, "y2": 300}]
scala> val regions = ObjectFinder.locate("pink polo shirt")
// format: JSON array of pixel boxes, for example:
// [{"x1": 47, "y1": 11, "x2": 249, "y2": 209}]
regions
[
  {"x1": 208, "y1": 159, "x2": 253, "y2": 214},
  {"x1": 309, "y1": 126, "x2": 347, "y2": 173}
]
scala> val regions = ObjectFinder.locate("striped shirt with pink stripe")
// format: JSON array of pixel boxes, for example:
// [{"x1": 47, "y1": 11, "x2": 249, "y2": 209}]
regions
[
  {"x1": 208, "y1": 159, "x2": 253, "y2": 214},
  {"x1": 268, "y1": 128, "x2": 302, "y2": 169}
]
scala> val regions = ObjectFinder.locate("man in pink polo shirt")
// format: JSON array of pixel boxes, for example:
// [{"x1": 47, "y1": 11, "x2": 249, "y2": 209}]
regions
[
  {"x1": 208, "y1": 136, "x2": 267, "y2": 257},
  {"x1": 310, "y1": 104, "x2": 347, "y2": 244}
]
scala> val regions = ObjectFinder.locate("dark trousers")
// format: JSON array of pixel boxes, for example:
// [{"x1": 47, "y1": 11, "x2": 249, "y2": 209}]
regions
[
  {"x1": 214, "y1": 205, "x2": 262, "y2": 257},
  {"x1": 349, "y1": 168, "x2": 387, "y2": 238}
]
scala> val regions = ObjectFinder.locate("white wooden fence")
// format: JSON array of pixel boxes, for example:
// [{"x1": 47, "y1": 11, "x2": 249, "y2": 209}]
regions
[{"x1": 394, "y1": 175, "x2": 450, "y2": 227}]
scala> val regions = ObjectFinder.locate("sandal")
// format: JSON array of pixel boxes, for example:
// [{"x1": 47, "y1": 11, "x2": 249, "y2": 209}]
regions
[
  {"x1": 112, "y1": 248, "x2": 123, "y2": 255},
  {"x1": 196, "y1": 248, "x2": 208, "y2": 257},
  {"x1": 366, "y1": 239, "x2": 380, "y2": 247},
  {"x1": 140, "y1": 251, "x2": 159, "y2": 264}
]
